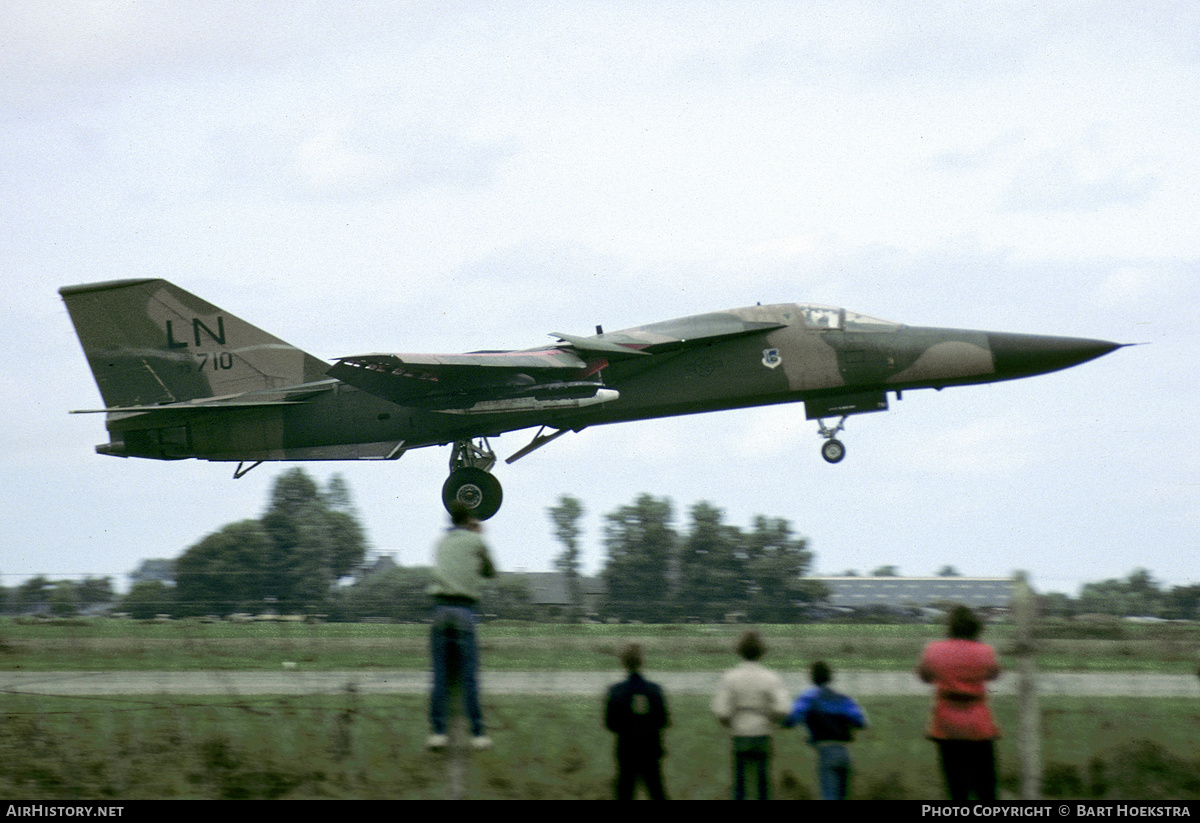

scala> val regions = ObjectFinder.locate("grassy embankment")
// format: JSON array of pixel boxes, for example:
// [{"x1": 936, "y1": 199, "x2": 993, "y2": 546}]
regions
[
  {"x1": 1, "y1": 692, "x2": 1197, "y2": 799},
  {"x1": 2, "y1": 620, "x2": 1198, "y2": 799},
  {"x1": 2, "y1": 619, "x2": 1199, "y2": 672}
]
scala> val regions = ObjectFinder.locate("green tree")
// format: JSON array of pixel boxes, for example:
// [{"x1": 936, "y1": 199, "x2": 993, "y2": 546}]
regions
[
  {"x1": 744, "y1": 515, "x2": 821, "y2": 622},
  {"x1": 1039, "y1": 591, "x2": 1078, "y2": 619},
  {"x1": 42, "y1": 578, "x2": 114, "y2": 617},
  {"x1": 173, "y1": 470, "x2": 369, "y2": 616},
  {"x1": 482, "y1": 574, "x2": 536, "y2": 621},
  {"x1": 1077, "y1": 568, "x2": 1164, "y2": 617},
  {"x1": 548, "y1": 495, "x2": 585, "y2": 622},
  {"x1": 130, "y1": 559, "x2": 175, "y2": 586},
  {"x1": 677, "y1": 502, "x2": 744, "y2": 621},
  {"x1": 1162, "y1": 584, "x2": 1200, "y2": 621},
  {"x1": 175, "y1": 520, "x2": 274, "y2": 616},
  {"x1": 49, "y1": 582, "x2": 79, "y2": 617},
  {"x1": 320, "y1": 474, "x2": 369, "y2": 580},
  {"x1": 258, "y1": 468, "x2": 369, "y2": 613},
  {"x1": 602, "y1": 494, "x2": 675, "y2": 622},
  {"x1": 260, "y1": 469, "x2": 327, "y2": 610},
  {"x1": 321, "y1": 474, "x2": 354, "y2": 511},
  {"x1": 122, "y1": 580, "x2": 177, "y2": 619},
  {"x1": 332, "y1": 566, "x2": 434, "y2": 622},
  {"x1": 14, "y1": 576, "x2": 51, "y2": 615},
  {"x1": 76, "y1": 577, "x2": 115, "y2": 611}
]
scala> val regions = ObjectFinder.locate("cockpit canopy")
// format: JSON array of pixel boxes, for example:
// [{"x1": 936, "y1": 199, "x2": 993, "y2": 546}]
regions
[{"x1": 797, "y1": 305, "x2": 900, "y2": 332}]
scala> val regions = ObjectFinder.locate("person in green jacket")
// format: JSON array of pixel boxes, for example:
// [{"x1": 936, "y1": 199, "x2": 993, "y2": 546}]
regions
[{"x1": 426, "y1": 502, "x2": 496, "y2": 751}]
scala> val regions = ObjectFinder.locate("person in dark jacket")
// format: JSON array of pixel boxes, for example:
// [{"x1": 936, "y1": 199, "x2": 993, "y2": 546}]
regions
[
  {"x1": 785, "y1": 660, "x2": 867, "y2": 800},
  {"x1": 605, "y1": 643, "x2": 670, "y2": 800}
]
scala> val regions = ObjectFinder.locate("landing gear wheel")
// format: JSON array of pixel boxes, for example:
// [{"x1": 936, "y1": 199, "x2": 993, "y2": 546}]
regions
[
  {"x1": 821, "y1": 439, "x2": 846, "y2": 464},
  {"x1": 442, "y1": 467, "x2": 503, "y2": 520}
]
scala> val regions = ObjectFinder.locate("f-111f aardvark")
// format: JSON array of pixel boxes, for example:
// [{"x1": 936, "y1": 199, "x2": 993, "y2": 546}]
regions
[{"x1": 61, "y1": 279, "x2": 1124, "y2": 519}]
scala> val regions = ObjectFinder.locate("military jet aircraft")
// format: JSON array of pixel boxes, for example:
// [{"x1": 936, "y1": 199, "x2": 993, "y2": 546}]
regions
[{"x1": 61, "y1": 279, "x2": 1124, "y2": 519}]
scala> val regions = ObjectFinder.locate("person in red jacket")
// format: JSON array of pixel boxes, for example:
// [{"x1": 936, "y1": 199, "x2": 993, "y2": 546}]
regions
[{"x1": 916, "y1": 605, "x2": 1001, "y2": 801}]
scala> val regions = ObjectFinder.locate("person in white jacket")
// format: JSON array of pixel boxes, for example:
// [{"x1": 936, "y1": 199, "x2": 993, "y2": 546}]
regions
[{"x1": 712, "y1": 629, "x2": 792, "y2": 800}]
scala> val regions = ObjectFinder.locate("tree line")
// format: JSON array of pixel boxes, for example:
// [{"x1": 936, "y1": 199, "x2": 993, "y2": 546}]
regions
[
  {"x1": 1, "y1": 471, "x2": 824, "y2": 622},
  {"x1": 3, "y1": 470, "x2": 1196, "y2": 622},
  {"x1": 1040, "y1": 568, "x2": 1200, "y2": 622},
  {"x1": 574, "y1": 493, "x2": 824, "y2": 623}
]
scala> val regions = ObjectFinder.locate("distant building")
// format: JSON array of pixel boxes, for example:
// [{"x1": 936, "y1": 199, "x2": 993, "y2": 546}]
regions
[
  {"x1": 519, "y1": 572, "x2": 606, "y2": 620},
  {"x1": 350, "y1": 551, "x2": 399, "y2": 584},
  {"x1": 809, "y1": 576, "x2": 1015, "y2": 612}
]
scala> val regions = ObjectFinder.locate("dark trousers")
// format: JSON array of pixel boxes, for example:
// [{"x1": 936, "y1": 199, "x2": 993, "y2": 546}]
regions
[
  {"x1": 935, "y1": 739, "x2": 996, "y2": 801},
  {"x1": 429, "y1": 604, "x2": 484, "y2": 737},
  {"x1": 733, "y1": 736, "x2": 771, "y2": 800},
  {"x1": 615, "y1": 749, "x2": 667, "y2": 800}
]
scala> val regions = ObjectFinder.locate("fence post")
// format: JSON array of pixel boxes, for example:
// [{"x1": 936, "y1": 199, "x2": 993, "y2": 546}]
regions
[{"x1": 1014, "y1": 571, "x2": 1041, "y2": 800}]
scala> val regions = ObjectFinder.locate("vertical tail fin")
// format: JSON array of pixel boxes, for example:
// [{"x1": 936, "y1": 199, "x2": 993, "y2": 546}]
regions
[{"x1": 60, "y1": 279, "x2": 329, "y2": 409}]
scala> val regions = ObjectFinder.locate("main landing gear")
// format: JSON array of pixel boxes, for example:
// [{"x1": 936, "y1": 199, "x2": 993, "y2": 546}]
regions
[
  {"x1": 442, "y1": 438, "x2": 503, "y2": 520},
  {"x1": 816, "y1": 416, "x2": 848, "y2": 464}
]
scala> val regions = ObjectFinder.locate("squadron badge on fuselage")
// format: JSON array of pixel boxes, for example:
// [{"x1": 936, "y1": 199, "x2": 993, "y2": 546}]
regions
[{"x1": 762, "y1": 348, "x2": 782, "y2": 369}]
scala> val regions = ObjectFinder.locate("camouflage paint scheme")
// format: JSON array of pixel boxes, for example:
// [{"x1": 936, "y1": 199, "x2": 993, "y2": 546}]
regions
[{"x1": 60, "y1": 279, "x2": 1123, "y2": 518}]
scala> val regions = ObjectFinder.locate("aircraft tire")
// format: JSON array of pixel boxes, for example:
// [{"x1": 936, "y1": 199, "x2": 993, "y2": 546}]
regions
[
  {"x1": 442, "y1": 467, "x2": 503, "y2": 520},
  {"x1": 821, "y1": 439, "x2": 846, "y2": 464}
]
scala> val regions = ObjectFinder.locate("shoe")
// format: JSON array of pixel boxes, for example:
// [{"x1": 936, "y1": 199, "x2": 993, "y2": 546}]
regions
[
  {"x1": 425, "y1": 734, "x2": 448, "y2": 750},
  {"x1": 470, "y1": 735, "x2": 492, "y2": 751}
]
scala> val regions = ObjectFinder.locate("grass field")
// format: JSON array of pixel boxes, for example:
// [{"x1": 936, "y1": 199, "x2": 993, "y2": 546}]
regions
[
  {"x1": 2, "y1": 692, "x2": 1198, "y2": 799},
  {"x1": 2, "y1": 618, "x2": 1199, "y2": 673},
  {"x1": 2, "y1": 619, "x2": 1198, "y2": 799}
]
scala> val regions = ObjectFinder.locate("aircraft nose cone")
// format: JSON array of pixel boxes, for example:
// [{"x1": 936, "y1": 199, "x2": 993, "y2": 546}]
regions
[{"x1": 988, "y1": 332, "x2": 1125, "y2": 379}]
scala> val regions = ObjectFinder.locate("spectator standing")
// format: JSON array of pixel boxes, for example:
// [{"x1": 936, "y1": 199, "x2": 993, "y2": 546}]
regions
[
  {"x1": 784, "y1": 660, "x2": 867, "y2": 800},
  {"x1": 712, "y1": 629, "x2": 791, "y2": 800},
  {"x1": 916, "y1": 605, "x2": 1002, "y2": 801},
  {"x1": 426, "y1": 502, "x2": 497, "y2": 751},
  {"x1": 604, "y1": 643, "x2": 670, "y2": 800}
]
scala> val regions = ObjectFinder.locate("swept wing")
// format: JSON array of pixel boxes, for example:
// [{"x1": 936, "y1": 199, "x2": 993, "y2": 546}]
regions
[
  {"x1": 328, "y1": 349, "x2": 610, "y2": 412},
  {"x1": 329, "y1": 316, "x2": 786, "y2": 412}
]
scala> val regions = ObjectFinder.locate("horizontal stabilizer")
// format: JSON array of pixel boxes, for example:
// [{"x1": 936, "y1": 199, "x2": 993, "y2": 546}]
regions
[{"x1": 69, "y1": 381, "x2": 336, "y2": 414}]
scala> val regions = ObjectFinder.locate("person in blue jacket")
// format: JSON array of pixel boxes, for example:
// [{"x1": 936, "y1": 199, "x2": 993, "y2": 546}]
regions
[{"x1": 785, "y1": 660, "x2": 867, "y2": 800}]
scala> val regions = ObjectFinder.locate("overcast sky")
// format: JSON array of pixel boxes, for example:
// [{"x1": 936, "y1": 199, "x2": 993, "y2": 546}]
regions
[{"x1": 3, "y1": 1, "x2": 1197, "y2": 598}]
